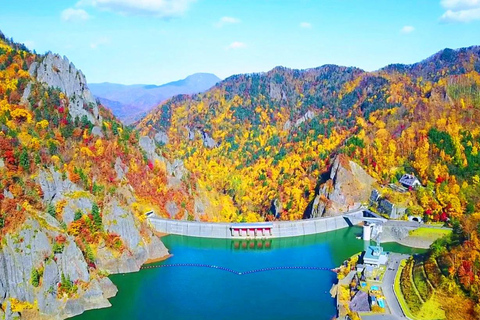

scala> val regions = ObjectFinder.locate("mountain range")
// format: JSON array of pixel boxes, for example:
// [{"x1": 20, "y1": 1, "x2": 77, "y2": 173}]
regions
[
  {"x1": 89, "y1": 73, "x2": 220, "y2": 124},
  {"x1": 136, "y1": 45, "x2": 480, "y2": 318},
  {"x1": 1, "y1": 26, "x2": 480, "y2": 319}
]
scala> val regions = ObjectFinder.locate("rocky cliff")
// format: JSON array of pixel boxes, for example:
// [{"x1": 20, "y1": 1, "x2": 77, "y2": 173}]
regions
[
  {"x1": 25, "y1": 52, "x2": 100, "y2": 124},
  {"x1": 307, "y1": 155, "x2": 375, "y2": 218},
  {"x1": 0, "y1": 47, "x2": 170, "y2": 320}
]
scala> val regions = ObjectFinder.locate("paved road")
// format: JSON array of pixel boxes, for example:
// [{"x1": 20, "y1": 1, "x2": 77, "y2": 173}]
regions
[
  {"x1": 383, "y1": 220, "x2": 420, "y2": 228},
  {"x1": 377, "y1": 253, "x2": 410, "y2": 320}
]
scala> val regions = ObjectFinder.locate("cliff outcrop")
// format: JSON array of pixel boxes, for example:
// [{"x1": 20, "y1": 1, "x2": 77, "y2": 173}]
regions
[
  {"x1": 0, "y1": 41, "x2": 170, "y2": 320},
  {"x1": 308, "y1": 155, "x2": 375, "y2": 217},
  {"x1": 26, "y1": 52, "x2": 100, "y2": 124}
]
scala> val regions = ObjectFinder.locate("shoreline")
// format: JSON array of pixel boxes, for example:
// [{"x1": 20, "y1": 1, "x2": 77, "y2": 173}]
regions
[{"x1": 144, "y1": 253, "x2": 173, "y2": 265}]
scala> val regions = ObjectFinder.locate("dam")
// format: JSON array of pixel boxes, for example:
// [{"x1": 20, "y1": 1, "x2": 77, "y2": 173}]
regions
[{"x1": 147, "y1": 209, "x2": 371, "y2": 239}]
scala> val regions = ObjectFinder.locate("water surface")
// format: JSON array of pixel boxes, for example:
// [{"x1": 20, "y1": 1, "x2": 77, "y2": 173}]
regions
[{"x1": 75, "y1": 227, "x2": 423, "y2": 320}]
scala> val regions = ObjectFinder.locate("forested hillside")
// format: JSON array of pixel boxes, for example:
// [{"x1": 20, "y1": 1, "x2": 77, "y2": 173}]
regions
[
  {"x1": 138, "y1": 46, "x2": 480, "y2": 222},
  {"x1": 138, "y1": 45, "x2": 480, "y2": 318},
  {"x1": 2, "y1": 25, "x2": 480, "y2": 318},
  {"x1": 0, "y1": 32, "x2": 195, "y2": 319}
]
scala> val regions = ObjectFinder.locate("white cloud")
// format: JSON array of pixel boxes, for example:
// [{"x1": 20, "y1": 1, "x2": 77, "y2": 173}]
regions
[
  {"x1": 441, "y1": 0, "x2": 480, "y2": 10},
  {"x1": 90, "y1": 37, "x2": 110, "y2": 49},
  {"x1": 441, "y1": 7, "x2": 480, "y2": 22},
  {"x1": 400, "y1": 25, "x2": 415, "y2": 34},
  {"x1": 61, "y1": 8, "x2": 91, "y2": 22},
  {"x1": 215, "y1": 16, "x2": 241, "y2": 27},
  {"x1": 77, "y1": 0, "x2": 196, "y2": 18},
  {"x1": 299, "y1": 22, "x2": 312, "y2": 29},
  {"x1": 227, "y1": 41, "x2": 246, "y2": 50},
  {"x1": 440, "y1": 0, "x2": 480, "y2": 22}
]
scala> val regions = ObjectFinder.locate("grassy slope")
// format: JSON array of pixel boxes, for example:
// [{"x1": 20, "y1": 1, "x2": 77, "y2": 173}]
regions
[{"x1": 394, "y1": 259, "x2": 446, "y2": 320}]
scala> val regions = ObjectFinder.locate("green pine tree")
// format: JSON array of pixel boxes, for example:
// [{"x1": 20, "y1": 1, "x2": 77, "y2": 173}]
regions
[
  {"x1": 92, "y1": 203, "x2": 102, "y2": 230},
  {"x1": 19, "y1": 149, "x2": 29, "y2": 171},
  {"x1": 74, "y1": 209, "x2": 83, "y2": 221},
  {"x1": 31, "y1": 268, "x2": 39, "y2": 287},
  {"x1": 85, "y1": 243, "x2": 95, "y2": 263},
  {"x1": 47, "y1": 204, "x2": 56, "y2": 218}
]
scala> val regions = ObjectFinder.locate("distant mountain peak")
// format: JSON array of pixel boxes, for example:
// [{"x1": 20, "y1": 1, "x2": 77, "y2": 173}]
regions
[{"x1": 89, "y1": 73, "x2": 220, "y2": 124}]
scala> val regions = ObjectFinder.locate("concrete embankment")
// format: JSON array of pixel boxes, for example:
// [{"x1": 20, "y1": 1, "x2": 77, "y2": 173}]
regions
[{"x1": 148, "y1": 211, "x2": 364, "y2": 239}]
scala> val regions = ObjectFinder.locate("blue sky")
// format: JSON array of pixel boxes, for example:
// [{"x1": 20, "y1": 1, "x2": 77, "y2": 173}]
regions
[{"x1": 1, "y1": 0, "x2": 480, "y2": 85}]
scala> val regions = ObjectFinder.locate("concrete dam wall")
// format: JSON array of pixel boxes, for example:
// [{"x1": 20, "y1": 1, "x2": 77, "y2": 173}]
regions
[{"x1": 148, "y1": 210, "x2": 364, "y2": 239}]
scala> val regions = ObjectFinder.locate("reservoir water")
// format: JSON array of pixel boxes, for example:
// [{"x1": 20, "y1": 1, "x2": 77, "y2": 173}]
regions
[{"x1": 75, "y1": 226, "x2": 423, "y2": 320}]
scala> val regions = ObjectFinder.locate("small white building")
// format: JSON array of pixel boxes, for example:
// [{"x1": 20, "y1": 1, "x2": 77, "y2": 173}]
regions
[
  {"x1": 363, "y1": 246, "x2": 388, "y2": 267},
  {"x1": 399, "y1": 174, "x2": 421, "y2": 189}
]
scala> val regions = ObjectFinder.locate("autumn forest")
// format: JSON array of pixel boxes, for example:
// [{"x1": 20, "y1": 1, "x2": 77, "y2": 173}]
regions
[{"x1": 1, "y1": 29, "x2": 480, "y2": 318}]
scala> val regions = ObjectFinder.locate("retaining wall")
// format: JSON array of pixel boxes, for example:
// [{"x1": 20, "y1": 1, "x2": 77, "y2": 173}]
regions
[{"x1": 148, "y1": 210, "x2": 364, "y2": 239}]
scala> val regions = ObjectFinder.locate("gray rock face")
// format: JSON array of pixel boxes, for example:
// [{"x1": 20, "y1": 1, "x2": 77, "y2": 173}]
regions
[
  {"x1": 0, "y1": 219, "x2": 86, "y2": 318},
  {"x1": 37, "y1": 166, "x2": 79, "y2": 204},
  {"x1": 144, "y1": 235, "x2": 169, "y2": 262},
  {"x1": 62, "y1": 196, "x2": 93, "y2": 225},
  {"x1": 0, "y1": 203, "x2": 169, "y2": 320},
  {"x1": 201, "y1": 131, "x2": 217, "y2": 148},
  {"x1": 183, "y1": 127, "x2": 217, "y2": 148},
  {"x1": 167, "y1": 159, "x2": 186, "y2": 180},
  {"x1": 96, "y1": 247, "x2": 140, "y2": 274},
  {"x1": 58, "y1": 241, "x2": 90, "y2": 283},
  {"x1": 42, "y1": 260, "x2": 59, "y2": 293},
  {"x1": 310, "y1": 194, "x2": 326, "y2": 219},
  {"x1": 104, "y1": 202, "x2": 141, "y2": 252},
  {"x1": 269, "y1": 81, "x2": 286, "y2": 101},
  {"x1": 38, "y1": 260, "x2": 61, "y2": 315},
  {"x1": 139, "y1": 136, "x2": 167, "y2": 165},
  {"x1": 62, "y1": 298, "x2": 86, "y2": 319},
  {"x1": 295, "y1": 110, "x2": 316, "y2": 127},
  {"x1": 166, "y1": 201, "x2": 179, "y2": 218},
  {"x1": 61, "y1": 279, "x2": 111, "y2": 318},
  {"x1": 3, "y1": 189, "x2": 13, "y2": 199},
  {"x1": 91, "y1": 126, "x2": 103, "y2": 137},
  {"x1": 380, "y1": 225, "x2": 412, "y2": 242},
  {"x1": 194, "y1": 196, "x2": 207, "y2": 220},
  {"x1": 0, "y1": 219, "x2": 50, "y2": 304},
  {"x1": 98, "y1": 277, "x2": 117, "y2": 299},
  {"x1": 0, "y1": 267, "x2": 5, "y2": 300},
  {"x1": 0, "y1": 158, "x2": 4, "y2": 169},
  {"x1": 97, "y1": 200, "x2": 169, "y2": 274},
  {"x1": 310, "y1": 155, "x2": 375, "y2": 217},
  {"x1": 186, "y1": 126, "x2": 195, "y2": 140},
  {"x1": 0, "y1": 212, "x2": 150, "y2": 319},
  {"x1": 114, "y1": 157, "x2": 128, "y2": 181},
  {"x1": 270, "y1": 199, "x2": 282, "y2": 218},
  {"x1": 28, "y1": 52, "x2": 100, "y2": 124},
  {"x1": 139, "y1": 136, "x2": 156, "y2": 158},
  {"x1": 154, "y1": 131, "x2": 169, "y2": 145},
  {"x1": 56, "y1": 277, "x2": 115, "y2": 319}
]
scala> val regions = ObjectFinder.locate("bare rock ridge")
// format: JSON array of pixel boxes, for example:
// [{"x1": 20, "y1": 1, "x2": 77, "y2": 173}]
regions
[
  {"x1": 308, "y1": 155, "x2": 375, "y2": 218},
  {"x1": 26, "y1": 52, "x2": 101, "y2": 124}
]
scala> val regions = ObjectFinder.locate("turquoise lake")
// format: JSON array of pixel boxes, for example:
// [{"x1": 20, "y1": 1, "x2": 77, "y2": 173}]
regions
[{"x1": 75, "y1": 226, "x2": 423, "y2": 320}]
